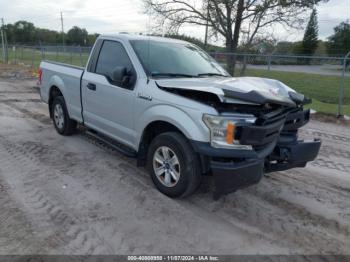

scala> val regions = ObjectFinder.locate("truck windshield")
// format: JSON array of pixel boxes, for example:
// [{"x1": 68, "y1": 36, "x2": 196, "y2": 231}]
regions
[{"x1": 130, "y1": 40, "x2": 229, "y2": 78}]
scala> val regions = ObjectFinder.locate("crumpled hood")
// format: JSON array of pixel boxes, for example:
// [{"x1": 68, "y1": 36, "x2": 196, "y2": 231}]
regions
[{"x1": 156, "y1": 77, "x2": 302, "y2": 107}]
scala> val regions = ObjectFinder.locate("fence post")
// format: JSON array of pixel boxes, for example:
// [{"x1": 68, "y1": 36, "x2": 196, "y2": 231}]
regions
[
  {"x1": 31, "y1": 47, "x2": 35, "y2": 68},
  {"x1": 79, "y1": 45, "x2": 83, "y2": 67},
  {"x1": 240, "y1": 54, "x2": 247, "y2": 76},
  {"x1": 229, "y1": 53, "x2": 237, "y2": 76},
  {"x1": 214, "y1": 51, "x2": 218, "y2": 62},
  {"x1": 70, "y1": 47, "x2": 73, "y2": 64},
  {"x1": 40, "y1": 45, "x2": 45, "y2": 60},
  {"x1": 338, "y1": 51, "x2": 350, "y2": 117},
  {"x1": 1, "y1": 28, "x2": 5, "y2": 63},
  {"x1": 4, "y1": 42, "x2": 8, "y2": 63},
  {"x1": 14, "y1": 45, "x2": 17, "y2": 64},
  {"x1": 268, "y1": 55, "x2": 272, "y2": 71},
  {"x1": 56, "y1": 45, "x2": 59, "y2": 61}
]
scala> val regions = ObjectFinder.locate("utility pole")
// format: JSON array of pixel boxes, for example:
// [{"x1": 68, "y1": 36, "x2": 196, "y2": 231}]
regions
[
  {"x1": 1, "y1": 18, "x2": 8, "y2": 63},
  {"x1": 204, "y1": 1, "x2": 210, "y2": 50},
  {"x1": 60, "y1": 12, "x2": 65, "y2": 48},
  {"x1": 1, "y1": 19, "x2": 5, "y2": 63}
]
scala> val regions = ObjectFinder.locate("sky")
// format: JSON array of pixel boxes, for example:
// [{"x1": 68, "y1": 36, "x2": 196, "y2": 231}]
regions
[{"x1": 0, "y1": 0, "x2": 349, "y2": 44}]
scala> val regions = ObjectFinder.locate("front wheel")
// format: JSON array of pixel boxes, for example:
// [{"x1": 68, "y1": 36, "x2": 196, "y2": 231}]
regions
[
  {"x1": 51, "y1": 96, "x2": 77, "y2": 136},
  {"x1": 147, "y1": 132, "x2": 202, "y2": 198}
]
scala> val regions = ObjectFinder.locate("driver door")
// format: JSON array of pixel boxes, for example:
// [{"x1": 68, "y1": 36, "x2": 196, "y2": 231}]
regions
[{"x1": 82, "y1": 40, "x2": 137, "y2": 148}]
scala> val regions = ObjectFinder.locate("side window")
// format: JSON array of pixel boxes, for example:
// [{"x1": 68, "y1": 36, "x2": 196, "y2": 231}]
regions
[
  {"x1": 87, "y1": 39, "x2": 103, "y2": 73},
  {"x1": 95, "y1": 40, "x2": 135, "y2": 87}
]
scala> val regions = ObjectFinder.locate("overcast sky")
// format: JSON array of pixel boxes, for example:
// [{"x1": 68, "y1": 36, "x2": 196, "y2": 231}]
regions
[{"x1": 1, "y1": 0, "x2": 349, "y2": 44}]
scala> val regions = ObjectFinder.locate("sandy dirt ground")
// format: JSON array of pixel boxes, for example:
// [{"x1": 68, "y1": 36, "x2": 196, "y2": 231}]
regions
[{"x1": 0, "y1": 78, "x2": 349, "y2": 255}]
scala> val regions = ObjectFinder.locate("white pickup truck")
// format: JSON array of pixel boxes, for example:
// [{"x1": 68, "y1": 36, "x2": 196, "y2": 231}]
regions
[{"x1": 39, "y1": 34, "x2": 321, "y2": 199}]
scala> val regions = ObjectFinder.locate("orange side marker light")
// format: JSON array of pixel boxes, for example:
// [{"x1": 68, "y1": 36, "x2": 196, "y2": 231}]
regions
[{"x1": 226, "y1": 123, "x2": 235, "y2": 144}]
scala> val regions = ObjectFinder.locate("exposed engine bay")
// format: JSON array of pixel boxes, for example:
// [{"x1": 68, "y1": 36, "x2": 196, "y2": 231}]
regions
[{"x1": 156, "y1": 77, "x2": 321, "y2": 199}]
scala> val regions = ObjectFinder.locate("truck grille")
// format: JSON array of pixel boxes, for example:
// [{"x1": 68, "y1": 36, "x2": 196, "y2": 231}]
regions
[{"x1": 237, "y1": 107, "x2": 293, "y2": 147}]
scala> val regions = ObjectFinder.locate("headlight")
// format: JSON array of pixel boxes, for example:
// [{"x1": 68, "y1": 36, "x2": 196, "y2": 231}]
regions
[{"x1": 203, "y1": 114, "x2": 256, "y2": 149}]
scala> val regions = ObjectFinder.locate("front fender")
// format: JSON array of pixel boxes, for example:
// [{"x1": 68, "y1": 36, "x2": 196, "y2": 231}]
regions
[{"x1": 135, "y1": 104, "x2": 210, "y2": 147}]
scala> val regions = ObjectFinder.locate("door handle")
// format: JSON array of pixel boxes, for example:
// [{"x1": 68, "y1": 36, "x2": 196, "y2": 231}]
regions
[
  {"x1": 87, "y1": 83, "x2": 96, "y2": 91},
  {"x1": 138, "y1": 93, "x2": 152, "y2": 101}
]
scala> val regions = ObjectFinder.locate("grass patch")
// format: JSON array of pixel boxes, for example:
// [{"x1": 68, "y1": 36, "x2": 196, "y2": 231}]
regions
[
  {"x1": 242, "y1": 69, "x2": 350, "y2": 115},
  {"x1": 304, "y1": 98, "x2": 350, "y2": 116}
]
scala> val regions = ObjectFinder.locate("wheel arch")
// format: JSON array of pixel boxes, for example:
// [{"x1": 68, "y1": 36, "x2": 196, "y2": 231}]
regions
[
  {"x1": 47, "y1": 75, "x2": 68, "y2": 118},
  {"x1": 137, "y1": 120, "x2": 209, "y2": 174},
  {"x1": 48, "y1": 85, "x2": 64, "y2": 118},
  {"x1": 137, "y1": 120, "x2": 185, "y2": 166}
]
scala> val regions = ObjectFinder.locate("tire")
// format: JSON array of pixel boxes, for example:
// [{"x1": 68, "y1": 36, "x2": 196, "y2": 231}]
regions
[
  {"x1": 51, "y1": 96, "x2": 77, "y2": 136},
  {"x1": 147, "y1": 132, "x2": 202, "y2": 198}
]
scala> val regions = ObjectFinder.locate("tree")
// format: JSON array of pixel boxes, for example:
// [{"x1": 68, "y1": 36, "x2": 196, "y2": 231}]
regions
[
  {"x1": 9, "y1": 21, "x2": 36, "y2": 44},
  {"x1": 87, "y1": 33, "x2": 100, "y2": 46},
  {"x1": 164, "y1": 33, "x2": 224, "y2": 52},
  {"x1": 292, "y1": 41, "x2": 303, "y2": 55},
  {"x1": 314, "y1": 40, "x2": 327, "y2": 56},
  {"x1": 66, "y1": 26, "x2": 88, "y2": 46},
  {"x1": 144, "y1": 0, "x2": 326, "y2": 75},
  {"x1": 36, "y1": 28, "x2": 61, "y2": 44},
  {"x1": 3, "y1": 20, "x2": 100, "y2": 46},
  {"x1": 301, "y1": 9, "x2": 318, "y2": 58},
  {"x1": 273, "y1": 41, "x2": 298, "y2": 55},
  {"x1": 327, "y1": 21, "x2": 350, "y2": 56}
]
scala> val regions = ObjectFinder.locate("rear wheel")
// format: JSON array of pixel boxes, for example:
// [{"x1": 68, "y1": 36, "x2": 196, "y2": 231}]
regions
[
  {"x1": 147, "y1": 132, "x2": 202, "y2": 197},
  {"x1": 51, "y1": 96, "x2": 77, "y2": 135}
]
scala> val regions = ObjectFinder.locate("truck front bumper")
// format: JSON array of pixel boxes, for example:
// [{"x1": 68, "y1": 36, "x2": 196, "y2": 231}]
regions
[
  {"x1": 211, "y1": 159, "x2": 264, "y2": 200},
  {"x1": 192, "y1": 139, "x2": 321, "y2": 200}
]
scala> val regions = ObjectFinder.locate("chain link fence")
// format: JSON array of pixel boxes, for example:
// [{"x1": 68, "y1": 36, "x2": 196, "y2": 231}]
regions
[
  {"x1": 0, "y1": 44, "x2": 349, "y2": 116},
  {"x1": 211, "y1": 52, "x2": 350, "y2": 76},
  {"x1": 0, "y1": 44, "x2": 91, "y2": 68},
  {"x1": 210, "y1": 52, "x2": 350, "y2": 116}
]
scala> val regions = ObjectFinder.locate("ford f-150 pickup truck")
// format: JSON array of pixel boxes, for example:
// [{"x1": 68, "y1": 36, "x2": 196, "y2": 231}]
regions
[{"x1": 39, "y1": 34, "x2": 321, "y2": 199}]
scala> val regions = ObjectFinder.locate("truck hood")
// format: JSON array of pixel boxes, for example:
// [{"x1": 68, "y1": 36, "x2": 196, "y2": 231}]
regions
[{"x1": 156, "y1": 77, "x2": 303, "y2": 107}]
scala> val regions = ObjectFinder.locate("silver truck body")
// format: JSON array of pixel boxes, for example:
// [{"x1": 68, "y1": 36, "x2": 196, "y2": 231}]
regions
[
  {"x1": 39, "y1": 34, "x2": 321, "y2": 198},
  {"x1": 40, "y1": 35, "x2": 219, "y2": 150}
]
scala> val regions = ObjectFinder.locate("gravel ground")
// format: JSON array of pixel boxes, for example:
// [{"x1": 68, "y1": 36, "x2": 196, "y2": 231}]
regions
[{"x1": 0, "y1": 78, "x2": 349, "y2": 255}]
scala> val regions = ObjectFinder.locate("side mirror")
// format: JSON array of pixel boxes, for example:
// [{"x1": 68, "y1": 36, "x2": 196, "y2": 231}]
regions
[{"x1": 111, "y1": 66, "x2": 132, "y2": 87}]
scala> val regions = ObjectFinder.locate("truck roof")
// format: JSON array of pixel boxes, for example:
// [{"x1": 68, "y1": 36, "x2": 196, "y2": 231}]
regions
[{"x1": 99, "y1": 34, "x2": 190, "y2": 45}]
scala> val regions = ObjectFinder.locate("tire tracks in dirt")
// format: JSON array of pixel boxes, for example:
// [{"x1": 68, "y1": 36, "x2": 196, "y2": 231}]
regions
[
  {"x1": 0, "y1": 176, "x2": 50, "y2": 254},
  {"x1": 0, "y1": 138, "x2": 115, "y2": 254},
  {"x1": 300, "y1": 129, "x2": 350, "y2": 144},
  {"x1": 189, "y1": 172, "x2": 350, "y2": 254},
  {"x1": 1, "y1": 101, "x2": 51, "y2": 125},
  {"x1": 300, "y1": 129, "x2": 350, "y2": 173}
]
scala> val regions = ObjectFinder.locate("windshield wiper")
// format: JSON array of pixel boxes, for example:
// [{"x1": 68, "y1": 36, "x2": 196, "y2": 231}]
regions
[
  {"x1": 197, "y1": 73, "x2": 229, "y2": 77},
  {"x1": 151, "y1": 73, "x2": 197, "y2": 78}
]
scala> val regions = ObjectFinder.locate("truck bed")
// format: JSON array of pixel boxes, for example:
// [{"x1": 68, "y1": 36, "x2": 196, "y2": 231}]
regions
[{"x1": 40, "y1": 60, "x2": 85, "y2": 123}]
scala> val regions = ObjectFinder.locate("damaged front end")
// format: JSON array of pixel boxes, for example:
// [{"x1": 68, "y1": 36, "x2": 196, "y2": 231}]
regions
[
  {"x1": 218, "y1": 105, "x2": 320, "y2": 199},
  {"x1": 204, "y1": 105, "x2": 320, "y2": 200},
  {"x1": 157, "y1": 80, "x2": 321, "y2": 199}
]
